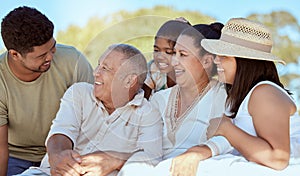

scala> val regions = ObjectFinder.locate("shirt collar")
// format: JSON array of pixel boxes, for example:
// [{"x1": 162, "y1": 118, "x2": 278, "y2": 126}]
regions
[
  {"x1": 127, "y1": 89, "x2": 145, "y2": 107},
  {"x1": 92, "y1": 89, "x2": 145, "y2": 109}
]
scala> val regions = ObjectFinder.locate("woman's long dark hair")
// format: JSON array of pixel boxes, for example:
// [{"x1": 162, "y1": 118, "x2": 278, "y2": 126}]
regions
[{"x1": 226, "y1": 57, "x2": 291, "y2": 118}]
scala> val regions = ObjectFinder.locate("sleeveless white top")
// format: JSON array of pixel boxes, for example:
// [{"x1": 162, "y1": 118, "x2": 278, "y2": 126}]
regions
[{"x1": 225, "y1": 81, "x2": 300, "y2": 158}]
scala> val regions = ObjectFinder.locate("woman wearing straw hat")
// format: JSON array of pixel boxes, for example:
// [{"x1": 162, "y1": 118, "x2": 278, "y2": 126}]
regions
[{"x1": 203, "y1": 18, "x2": 299, "y2": 170}]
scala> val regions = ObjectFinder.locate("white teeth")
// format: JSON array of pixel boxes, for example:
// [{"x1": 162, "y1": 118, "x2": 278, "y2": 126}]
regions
[
  {"x1": 158, "y1": 63, "x2": 168, "y2": 68},
  {"x1": 217, "y1": 68, "x2": 225, "y2": 72},
  {"x1": 175, "y1": 69, "x2": 184, "y2": 76},
  {"x1": 95, "y1": 81, "x2": 103, "y2": 85}
]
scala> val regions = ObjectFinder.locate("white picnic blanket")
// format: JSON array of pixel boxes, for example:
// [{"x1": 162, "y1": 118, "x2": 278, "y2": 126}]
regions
[{"x1": 119, "y1": 154, "x2": 300, "y2": 176}]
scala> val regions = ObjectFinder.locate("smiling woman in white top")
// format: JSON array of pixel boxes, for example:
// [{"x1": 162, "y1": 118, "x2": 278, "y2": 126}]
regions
[
  {"x1": 119, "y1": 22, "x2": 234, "y2": 176},
  {"x1": 203, "y1": 18, "x2": 300, "y2": 171}
]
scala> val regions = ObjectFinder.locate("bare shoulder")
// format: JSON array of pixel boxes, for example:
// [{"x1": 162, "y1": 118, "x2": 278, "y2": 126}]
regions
[{"x1": 249, "y1": 84, "x2": 296, "y2": 116}]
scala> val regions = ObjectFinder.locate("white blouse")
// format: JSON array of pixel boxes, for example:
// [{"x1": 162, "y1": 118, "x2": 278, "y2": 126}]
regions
[{"x1": 151, "y1": 80, "x2": 233, "y2": 159}]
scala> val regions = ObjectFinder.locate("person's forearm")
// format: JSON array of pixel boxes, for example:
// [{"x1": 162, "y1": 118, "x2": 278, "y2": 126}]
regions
[
  {"x1": 47, "y1": 134, "x2": 84, "y2": 175},
  {"x1": 188, "y1": 145, "x2": 212, "y2": 161},
  {"x1": 46, "y1": 134, "x2": 73, "y2": 155},
  {"x1": 112, "y1": 156, "x2": 126, "y2": 171},
  {"x1": 221, "y1": 123, "x2": 289, "y2": 170},
  {"x1": 104, "y1": 151, "x2": 131, "y2": 170},
  {"x1": 0, "y1": 149, "x2": 8, "y2": 176},
  {"x1": 0, "y1": 125, "x2": 8, "y2": 176}
]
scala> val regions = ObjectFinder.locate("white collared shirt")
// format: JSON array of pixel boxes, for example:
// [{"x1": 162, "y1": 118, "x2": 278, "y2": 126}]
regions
[{"x1": 43, "y1": 82, "x2": 163, "y2": 166}]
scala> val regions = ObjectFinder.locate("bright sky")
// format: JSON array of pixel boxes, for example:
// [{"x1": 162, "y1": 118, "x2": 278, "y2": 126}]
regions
[
  {"x1": 1, "y1": 0, "x2": 300, "y2": 106},
  {"x1": 1, "y1": 0, "x2": 300, "y2": 49}
]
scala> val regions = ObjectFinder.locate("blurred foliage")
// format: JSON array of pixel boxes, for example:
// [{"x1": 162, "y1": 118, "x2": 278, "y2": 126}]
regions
[
  {"x1": 54, "y1": 6, "x2": 300, "y2": 111},
  {"x1": 248, "y1": 11, "x2": 300, "y2": 84},
  {"x1": 0, "y1": 5, "x2": 299, "y2": 112},
  {"x1": 56, "y1": 6, "x2": 216, "y2": 67}
]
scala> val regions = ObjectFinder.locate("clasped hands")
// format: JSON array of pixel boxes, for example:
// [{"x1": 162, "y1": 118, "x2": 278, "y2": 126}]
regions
[{"x1": 49, "y1": 150, "x2": 123, "y2": 176}]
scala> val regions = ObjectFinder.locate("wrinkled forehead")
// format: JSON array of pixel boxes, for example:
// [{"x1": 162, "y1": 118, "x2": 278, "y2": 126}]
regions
[{"x1": 99, "y1": 50, "x2": 127, "y2": 69}]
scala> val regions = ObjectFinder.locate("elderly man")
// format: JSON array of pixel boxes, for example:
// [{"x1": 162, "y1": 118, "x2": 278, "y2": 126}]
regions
[{"x1": 19, "y1": 44, "x2": 163, "y2": 176}]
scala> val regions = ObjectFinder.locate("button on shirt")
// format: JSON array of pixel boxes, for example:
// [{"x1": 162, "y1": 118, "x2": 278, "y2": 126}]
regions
[{"x1": 42, "y1": 82, "x2": 163, "y2": 167}]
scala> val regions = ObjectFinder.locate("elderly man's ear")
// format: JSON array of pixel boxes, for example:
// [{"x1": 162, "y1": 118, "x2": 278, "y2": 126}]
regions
[{"x1": 124, "y1": 74, "x2": 138, "y2": 89}]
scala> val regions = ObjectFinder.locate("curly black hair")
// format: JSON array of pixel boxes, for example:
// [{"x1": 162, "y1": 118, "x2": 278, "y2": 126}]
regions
[{"x1": 1, "y1": 6, "x2": 54, "y2": 55}]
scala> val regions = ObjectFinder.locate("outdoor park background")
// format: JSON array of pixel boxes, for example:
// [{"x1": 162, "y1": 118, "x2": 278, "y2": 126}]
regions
[{"x1": 1, "y1": 0, "x2": 300, "y2": 113}]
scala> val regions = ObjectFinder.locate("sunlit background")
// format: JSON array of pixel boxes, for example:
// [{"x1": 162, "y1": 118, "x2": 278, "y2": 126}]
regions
[{"x1": 1, "y1": 0, "x2": 300, "y2": 112}]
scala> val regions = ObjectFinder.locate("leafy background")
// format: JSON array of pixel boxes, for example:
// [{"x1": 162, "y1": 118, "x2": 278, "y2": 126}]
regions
[{"x1": 1, "y1": 6, "x2": 299, "y2": 113}]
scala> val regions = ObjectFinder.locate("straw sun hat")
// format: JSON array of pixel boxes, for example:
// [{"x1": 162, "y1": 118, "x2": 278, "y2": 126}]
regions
[{"x1": 201, "y1": 18, "x2": 286, "y2": 64}]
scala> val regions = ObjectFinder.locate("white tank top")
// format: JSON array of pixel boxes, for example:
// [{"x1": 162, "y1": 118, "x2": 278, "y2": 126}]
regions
[{"x1": 225, "y1": 81, "x2": 300, "y2": 157}]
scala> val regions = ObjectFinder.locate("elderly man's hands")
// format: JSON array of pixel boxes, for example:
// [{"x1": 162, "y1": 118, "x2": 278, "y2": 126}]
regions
[
  {"x1": 49, "y1": 150, "x2": 84, "y2": 176},
  {"x1": 49, "y1": 150, "x2": 128, "y2": 176},
  {"x1": 80, "y1": 151, "x2": 126, "y2": 176}
]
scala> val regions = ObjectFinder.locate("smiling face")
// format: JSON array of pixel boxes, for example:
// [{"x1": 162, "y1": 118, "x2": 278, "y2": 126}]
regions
[
  {"x1": 214, "y1": 55, "x2": 237, "y2": 84},
  {"x1": 153, "y1": 37, "x2": 175, "y2": 73},
  {"x1": 13, "y1": 38, "x2": 56, "y2": 73},
  {"x1": 93, "y1": 50, "x2": 126, "y2": 103},
  {"x1": 172, "y1": 35, "x2": 208, "y2": 87}
]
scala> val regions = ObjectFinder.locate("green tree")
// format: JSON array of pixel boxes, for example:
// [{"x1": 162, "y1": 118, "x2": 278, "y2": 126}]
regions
[
  {"x1": 248, "y1": 11, "x2": 300, "y2": 85},
  {"x1": 55, "y1": 6, "x2": 300, "y2": 112},
  {"x1": 56, "y1": 6, "x2": 215, "y2": 67}
]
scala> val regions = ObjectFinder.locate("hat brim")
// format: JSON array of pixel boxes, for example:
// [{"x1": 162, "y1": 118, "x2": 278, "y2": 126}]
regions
[{"x1": 201, "y1": 39, "x2": 286, "y2": 65}]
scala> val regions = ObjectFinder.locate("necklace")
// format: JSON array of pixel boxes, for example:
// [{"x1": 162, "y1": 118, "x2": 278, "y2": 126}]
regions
[{"x1": 165, "y1": 81, "x2": 211, "y2": 145}]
